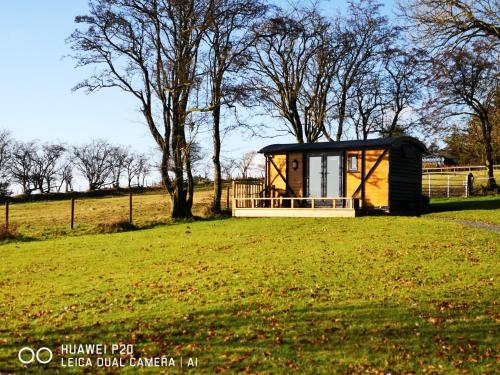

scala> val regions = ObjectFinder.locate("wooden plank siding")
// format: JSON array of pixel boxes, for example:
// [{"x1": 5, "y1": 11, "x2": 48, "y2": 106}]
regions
[
  {"x1": 346, "y1": 149, "x2": 389, "y2": 208},
  {"x1": 287, "y1": 152, "x2": 303, "y2": 196},
  {"x1": 268, "y1": 154, "x2": 287, "y2": 192},
  {"x1": 389, "y1": 143, "x2": 422, "y2": 213}
]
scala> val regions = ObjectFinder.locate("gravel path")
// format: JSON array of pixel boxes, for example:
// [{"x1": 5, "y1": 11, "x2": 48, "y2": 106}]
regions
[{"x1": 447, "y1": 219, "x2": 500, "y2": 233}]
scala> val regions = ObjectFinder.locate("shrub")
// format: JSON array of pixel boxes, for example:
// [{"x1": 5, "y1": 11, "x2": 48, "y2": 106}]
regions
[
  {"x1": 0, "y1": 225, "x2": 20, "y2": 241},
  {"x1": 95, "y1": 220, "x2": 137, "y2": 234}
]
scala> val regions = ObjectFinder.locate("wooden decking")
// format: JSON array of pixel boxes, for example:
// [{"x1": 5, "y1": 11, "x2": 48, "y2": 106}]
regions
[{"x1": 232, "y1": 197, "x2": 358, "y2": 218}]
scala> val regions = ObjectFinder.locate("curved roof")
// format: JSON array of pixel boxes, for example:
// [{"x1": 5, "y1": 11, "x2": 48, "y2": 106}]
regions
[{"x1": 258, "y1": 136, "x2": 427, "y2": 154}]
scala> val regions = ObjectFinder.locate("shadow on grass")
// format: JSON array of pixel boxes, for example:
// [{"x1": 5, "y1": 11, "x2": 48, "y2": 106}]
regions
[
  {"x1": 1, "y1": 302, "x2": 496, "y2": 373},
  {"x1": 430, "y1": 196, "x2": 500, "y2": 213}
]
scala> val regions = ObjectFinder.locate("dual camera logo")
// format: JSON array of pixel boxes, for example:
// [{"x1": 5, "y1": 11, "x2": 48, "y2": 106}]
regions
[{"x1": 18, "y1": 347, "x2": 53, "y2": 365}]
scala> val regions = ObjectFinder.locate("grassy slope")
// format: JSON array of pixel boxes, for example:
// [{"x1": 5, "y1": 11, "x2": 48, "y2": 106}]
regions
[
  {"x1": 0, "y1": 215, "x2": 498, "y2": 373},
  {"x1": 427, "y1": 196, "x2": 500, "y2": 225},
  {"x1": 2, "y1": 188, "x2": 218, "y2": 240}
]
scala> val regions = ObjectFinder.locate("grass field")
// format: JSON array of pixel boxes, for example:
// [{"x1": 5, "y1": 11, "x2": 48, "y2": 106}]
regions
[
  {"x1": 427, "y1": 196, "x2": 500, "y2": 226},
  {"x1": 1, "y1": 186, "x2": 222, "y2": 241},
  {"x1": 0, "y1": 194, "x2": 498, "y2": 373}
]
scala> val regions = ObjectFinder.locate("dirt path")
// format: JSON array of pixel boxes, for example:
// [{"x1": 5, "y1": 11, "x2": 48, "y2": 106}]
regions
[{"x1": 434, "y1": 218, "x2": 500, "y2": 233}]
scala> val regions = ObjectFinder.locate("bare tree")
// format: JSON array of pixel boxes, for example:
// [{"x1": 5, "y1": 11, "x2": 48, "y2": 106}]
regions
[
  {"x1": 136, "y1": 154, "x2": 150, "y2": 187},
  {"x1": 349, "y1": 70, "x2": 385, "y2": 140},
  {"x1": 332, "y1": 0, "x2": 394, "y2": 141},
  {"x1": 237, "y1": 151, "x2": 256, "y2": 179},
  {"x1": 124, "y1": 153, "x2": 141, "y2": 188},
  {"x1": 110, "y1": 146, "x2": 128, "y2": 188},
  {"x1": 221, "y1": 157, "x2": 237, "y2": 180},
  {"x1": 204, "y1": 0, "x2": 267, "y2": 213},
  {"x1": 0, "y1": 130, "x2": 12, "y2": 196},
  {"x1": 423, "y1": 42, "x2": 498, "y2": 189},
  {"x1": 57, "y1": 161, "x2": 74, "y2": 193},
  {"x1": 401, "y1": 0, "x2": 500, "y2": 50},
  {"x1": 9, "y1": 141, "x2": 37, "y2": 195},
  {"x1": 379, "y1": 47, "x2": 424, "y2": 136},
  {"x1": 32, "y1": 143, "x2": 66, "y2": 193},
  {"x1": 69, "y1": 0, "x2": 215, "y2": 218},
  {"x1": 72, "y1": 139, "x2": 114, "y2": 190},
  {"x1": 250, "y1": 5, "x2": 340, "y2": 143}
]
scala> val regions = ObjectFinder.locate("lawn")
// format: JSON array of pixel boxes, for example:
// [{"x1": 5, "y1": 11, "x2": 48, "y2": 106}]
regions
[
  {"x1": 0, "y1": 200, "x2": 498, "y2": 373},
  {"x1": 427, "y1": 195, "x2": 500, "y2": 226},
  {"x1": 1, "y1": 186, "x2": 224, "y2": 241}
]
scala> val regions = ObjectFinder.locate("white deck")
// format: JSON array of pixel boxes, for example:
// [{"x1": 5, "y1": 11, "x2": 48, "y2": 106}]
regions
[
  {"x1": 232, "y1": 195, "x2": 359, "y2": 218},
  {"x1": 233, "y1": 207, "x2": 357, "y2": 218}
]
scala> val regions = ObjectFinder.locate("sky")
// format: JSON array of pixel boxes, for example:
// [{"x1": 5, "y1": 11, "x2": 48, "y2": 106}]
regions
[{"x1": 0, "y1": 0, "x2": 398, "y2": 183}]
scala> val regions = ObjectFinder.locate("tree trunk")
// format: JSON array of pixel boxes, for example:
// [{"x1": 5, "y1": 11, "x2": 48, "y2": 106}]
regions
[
  {"x1": 211, "y1": 105, "x2": 222, "y2": 213},
  {"x1": 336, "y1": 92, "x2": 347, "y2": 141},
  {"x1": 484, "y1": 137, "x2": 497, "y2": 190},
  {"x1": 480, "y1": 117, "x2": 497, "y2": 190},
  {"x1": 161, "y1": 145, "x2": 192, "y2": 219}
]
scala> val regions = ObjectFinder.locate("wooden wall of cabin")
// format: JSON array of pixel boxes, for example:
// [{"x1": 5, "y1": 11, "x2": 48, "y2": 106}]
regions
[
  {"x1": 267, "y1": 154, "x2": 287, "y2": 193},
  {"x1": 389, "y1": 143, "x2": 423, "y2": 214},
  {"x1": 345, "y1": 148, "x2": 389, "y2": 208},
  {"x1": 287, "y1": 152, "x2": 303, "y2": 197}
]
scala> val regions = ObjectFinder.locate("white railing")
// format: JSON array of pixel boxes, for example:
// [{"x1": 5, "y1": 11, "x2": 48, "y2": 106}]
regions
[
  {"x1": 233, "y1": 197, "x2": 357, "y2": 209},
  {"x1": 422, "y1": 173, "x2": 495, "y2": 198},
  {"x1": 423, "y1": 165, "x2": 500, "y2": 174}
]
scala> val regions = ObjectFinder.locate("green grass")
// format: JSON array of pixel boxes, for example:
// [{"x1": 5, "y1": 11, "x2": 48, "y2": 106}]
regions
[
  {"x1": 428, "y1": 196, "x2": 500, "y2": 225},
  {"x1": 1, "y1": 187, "x2": 222, "y2": 241},
  {"x1": 0, "y1": 212, "x2": 498, "y2": 373}
]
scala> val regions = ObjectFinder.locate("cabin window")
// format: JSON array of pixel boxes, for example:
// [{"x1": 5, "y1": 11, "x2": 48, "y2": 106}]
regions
[{"x1": 348, "y1": 154, "x2": 358, "y2": 172}]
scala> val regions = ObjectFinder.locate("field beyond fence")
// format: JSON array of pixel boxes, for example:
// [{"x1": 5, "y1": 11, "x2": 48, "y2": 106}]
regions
[
  {"x1": 1, "y1": 185, "x2": 233, "y2": 240},
  {"x1": 422, "y1": 165, "x2": 499, "y2": 198}
]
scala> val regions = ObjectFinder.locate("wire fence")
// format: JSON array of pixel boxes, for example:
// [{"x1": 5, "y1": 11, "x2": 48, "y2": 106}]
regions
[{"x1": 1, "y1": 186, "x2": 234, "y2": 239}]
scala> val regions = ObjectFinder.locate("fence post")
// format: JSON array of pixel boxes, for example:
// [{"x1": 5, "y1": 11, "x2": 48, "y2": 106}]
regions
[
  {"x1": 129, "y1": 190, "x2": 133, "y2": 224},
  {"x1": 447, "y1": 175, "x2": 450, "y2": 197},
  {"x1": 5, "y1": 202, "x2": 9, "y2": 230},
  {"x1": 428, "y1": 174, "x2": 431, "y2": 197},
  {"x1": 70, "y1": 197, "x2": 75, "y2": 230}
]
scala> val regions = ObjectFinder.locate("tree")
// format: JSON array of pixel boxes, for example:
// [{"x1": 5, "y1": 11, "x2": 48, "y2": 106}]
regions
[
  {"x1": 9, "y1": 141, "x2": 37, "y2": 195},
  {"x1": 423, "y1": 42, "x2": 499, "y2": 189},
  {"x1": 250, "y1": 5, "x2": 340, "y2": 143},
  {"x1": 57, "y1": 161, "x2": 74, "y2": 193},
  {"x1": 0, "y1": 130, "x2": 12, "y2": 196},
  {"x1": 124, "y1": 153, "x2": 141, "y2": 188},
  {"x1": 204, "y1": 0, "x2": 267, "y2": 213},
  {"x1": 378, "y1": 47, "x2": 424, "y2": 136},
  {"x1": 72, "y1": 140, "x2": 114, "y2": 190},
  {"x1": 349, "y1": 69, "x2": 385, "y2": 139},
  {"x1": 31, "y1": 143, "x2": 66, "y2": 193},
  {"x1": 221, "y1": 157, "x2": 237, "y2": 180},
  {"x1": 401, "y1": 0, "x2": 500, "y2": 50},
  {"x1": 237, "y1": 151, "x2": 256, "y2": 179},
  {"x1": 69, "y1": 0, "x2": 214, "y2": 218},
  {"x1": 109, "y1": 146, "x2": 128, "y2": 188},
  {"x1": 332, "y1": 0, "x2": 394, "y2": 141},
  {"x1": 136, "y1": 153, "x2": 150, "y2": 187}
]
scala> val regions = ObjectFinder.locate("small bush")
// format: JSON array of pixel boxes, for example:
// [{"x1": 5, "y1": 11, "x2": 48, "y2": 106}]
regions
[
  {"x1": 95, "y1": 220, "x2": 137, "y2": 234},
  {"x1": 0, "y1": 225, "x2": 20, "y2": 241}
]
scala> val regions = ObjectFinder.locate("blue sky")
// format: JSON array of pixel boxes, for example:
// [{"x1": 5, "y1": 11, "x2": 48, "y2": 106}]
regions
[{"x1": 0, "y1": 0, "x2": 397, "y2": 164}]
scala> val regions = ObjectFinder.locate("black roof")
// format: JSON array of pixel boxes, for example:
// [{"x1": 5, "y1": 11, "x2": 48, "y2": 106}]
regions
[{"x1": 259, "y1": 136, "x2": 427, "y2": 154}]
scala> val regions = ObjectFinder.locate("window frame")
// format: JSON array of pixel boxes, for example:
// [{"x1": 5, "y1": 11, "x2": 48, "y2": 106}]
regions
[{"x1": 347, "y1": 153, "x2": 359, "y2": 172}]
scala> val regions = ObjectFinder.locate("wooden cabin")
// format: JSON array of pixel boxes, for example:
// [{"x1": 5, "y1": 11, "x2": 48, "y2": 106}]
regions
[{"x1": 232, "y1": 136, "x2": 427, "y2": 217}]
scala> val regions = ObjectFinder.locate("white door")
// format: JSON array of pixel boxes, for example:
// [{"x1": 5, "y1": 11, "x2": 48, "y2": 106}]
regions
[
  {"x1": 308, "y1": 155, "x2": 323, "y2": 197},
  {"x1": 326, "y1": 154, "x2": 341, "y2": 197}
]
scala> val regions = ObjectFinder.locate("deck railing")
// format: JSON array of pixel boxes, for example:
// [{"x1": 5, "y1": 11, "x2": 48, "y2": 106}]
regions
[{"x1": 233, "y1": 197, "x2": 358, "y2": 210}]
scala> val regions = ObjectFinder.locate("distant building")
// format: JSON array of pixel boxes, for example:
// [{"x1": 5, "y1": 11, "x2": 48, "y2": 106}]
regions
[{"x1": 422, "y1": 155, "x2": 456, "y2": 168}]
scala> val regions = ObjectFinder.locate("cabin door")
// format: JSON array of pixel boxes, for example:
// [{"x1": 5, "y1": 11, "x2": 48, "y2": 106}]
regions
[{"x1": 307, "y1": 153, "x2": 342, "y2": 198}]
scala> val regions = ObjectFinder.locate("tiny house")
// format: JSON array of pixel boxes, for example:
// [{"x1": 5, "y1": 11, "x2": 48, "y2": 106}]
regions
[{"x1": 232, "y1": 136, "x2": 427, "y2": 217}]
